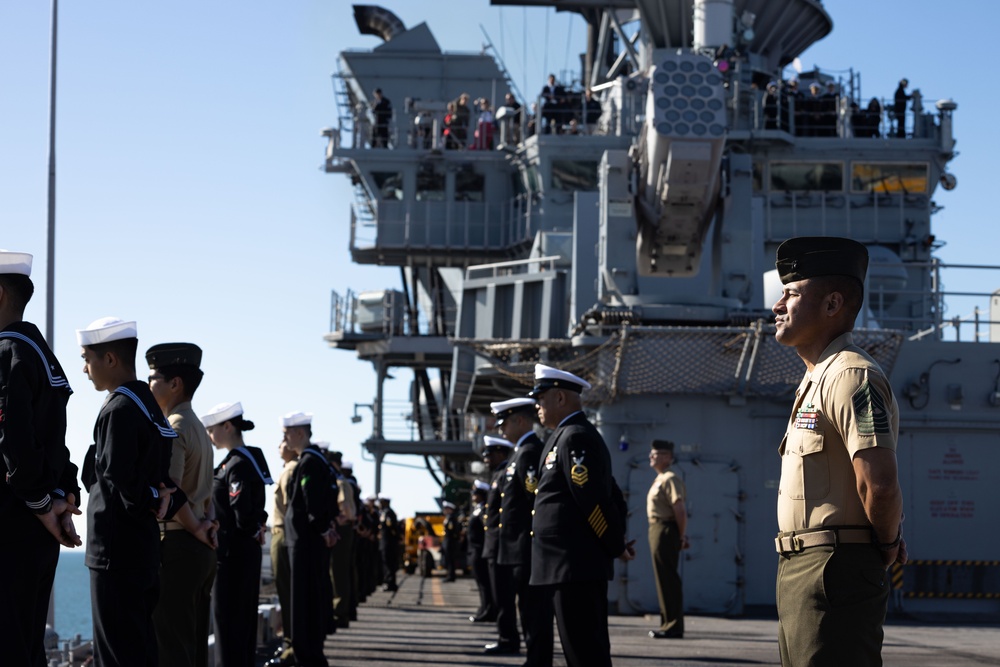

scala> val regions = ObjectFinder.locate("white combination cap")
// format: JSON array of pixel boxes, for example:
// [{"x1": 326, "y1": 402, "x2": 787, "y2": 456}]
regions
[
  {"x1": 528, "y1": 363, "x2": 591, "y2": 397},
  {"x1": 281, "y1": 411, "x2": 313, "y2": 427},
  {"x1": 201, "y1": 401, "x2": 243, "y2": 428},
  {"x1": 473, "y1": 479, "x2": 491, "y2": 492},
  {"x1": 76, "y1": 317, "x2": 137, "y2": 346},
  {"x1": 483, "y1": 435, "x2": 514, "y2": 450},
  {"x1": 0, "y1": 250, "x2": 32, "y2": 276},
  {"x1": 442, "y1": 500, "x2": 456, "y2": 509},
  {"x1": 490, "y1": 397, "x2": 537, "y2": 423}
]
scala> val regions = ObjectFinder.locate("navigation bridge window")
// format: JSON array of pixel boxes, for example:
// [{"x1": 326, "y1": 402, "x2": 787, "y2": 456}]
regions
[
  {"x1": 416, "y1": 165, "x2": 445, "y2": 202},
  {"x1": 372, "y1": 172, "x2": 403, "y2": 201},
  {"x1": 552, "y1": 160, "x2": 599, "y2": 191},
  {"x1": 769, "y1": 162, "x2": 844, "y2": 192},
  {"x1": 851, "y1": 162, "x2": 929, "y2": 194},
  {"x1": 455, "y1": 168, "x2": 484, "y2": 202}
]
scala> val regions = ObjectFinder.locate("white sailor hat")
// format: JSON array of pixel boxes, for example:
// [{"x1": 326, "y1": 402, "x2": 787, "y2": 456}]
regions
[
  {"x1": 377, "y1": 493, "x2": 391, "y2": 502},
  {"x1": 482, "y1": 435, "x2": 514, "y2": 453},
  {"x1": 201, "y1": 401, "x2": 243, "y2": 428},
  {"x1": 442, "y1": 500, "x2": 456, "y2": 510},
  {"x1": 473, "y1": 479, "x2": 491, "y2": 492},
  {"x1": 0, "y1": 250, "x2": 32, "y2": 276},
  {"x1": 364, "y1": 495, "x2": 377, "y2": 503},
  {"x1": 527, "y1": 363, "x2": 591, "y2": 397},
  {"x1": 76, "y1": 317, "x2": 138, "y2": 346},
  {"x1": 281, "y1": 411, "x2": 313, "y2": 428},
  {"x1": 341, "y1": 460, "x2": 354, "y2": 470},
  {"x1": 490, "y1": 397, "x2": 537, "y2": 424}
]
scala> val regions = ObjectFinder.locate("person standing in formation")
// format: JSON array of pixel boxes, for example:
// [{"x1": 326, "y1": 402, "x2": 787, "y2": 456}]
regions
[
  {"x1": 466, "y1": 480, "x2": 495, "y2": 623},
  {"x1": 772, "y1": 237, "x2": 906, "y2": 666},
  {"x1": 528, "y1": 364, "x2": 635, "y2": 667},
  {"x1": 78, "y1": 317, "x2": 187, "y2": 667},
  {"x1": 203, "y1": 401, "x2": 273, "y2": 667},
  {"x1": 146, "y1": 342, "x2": 218, "y2": 667},
  {"x1": 491, "y1": 397, "x2": 554, "y2": 667},
  {"x1": 378, "y1": 494, "x2": 401, "y2": 591},
  {"x1": 441, "y1": 500, "x2": 461, "y2": 582},
  {"x1": 480, "y1": 434, "x2": 517, "y2": 655},
  {"x1": 267, "y1": 436, "x2": 299, "y2": 666},
  {"x1": 0, "y1": 250, "x2": 82, "y2": 667}
]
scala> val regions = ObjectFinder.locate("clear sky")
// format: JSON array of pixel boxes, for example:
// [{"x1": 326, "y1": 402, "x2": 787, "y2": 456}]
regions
[{"x1": 2, "y1": 0, "x2": 996, "y2": 548}]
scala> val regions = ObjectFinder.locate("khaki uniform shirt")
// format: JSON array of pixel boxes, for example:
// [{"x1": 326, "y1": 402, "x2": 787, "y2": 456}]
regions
[
  {"x1": 164, "y1": 401, "x2": 214, "y2": 528},
  {"x1": 337, "y1": 477, "x2": 357, "y2": 522},
  {"x1": 272, "y1": 459, "x2": 297, "y2": 532},
  {"x1": 647, "y1": 468, "x2": 685, "y2": 524},
  {"x1": 777, "y1": 332, "x2": 899, "y2": 532}
]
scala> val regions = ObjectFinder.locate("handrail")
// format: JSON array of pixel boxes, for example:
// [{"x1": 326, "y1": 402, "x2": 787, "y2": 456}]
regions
[{"x1": 465, "y1": 255, "x2": 562, "y2": 280}]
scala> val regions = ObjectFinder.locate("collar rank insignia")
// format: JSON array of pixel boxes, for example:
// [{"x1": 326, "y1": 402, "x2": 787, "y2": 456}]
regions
[
  {"x1": 525, "y1": 466, "x2": 538, "y2": 494},
  {"x1": 229, "y1": 481, "x2": 242, "y2": 498},
  {"x1": 794, "y1": 402, "x2": 818, "y2": 430},
  {"x1": 570, "y1": 451, "x2": 589, "y2": 487},
  {"x1": 544, "y1": 448, "x2": 558, "y2": 470}
]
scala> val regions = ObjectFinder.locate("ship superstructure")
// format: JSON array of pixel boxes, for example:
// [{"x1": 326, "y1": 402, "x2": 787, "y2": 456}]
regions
[{"x1": 324, "y1": 1, "x2": 998, "y2": 615}]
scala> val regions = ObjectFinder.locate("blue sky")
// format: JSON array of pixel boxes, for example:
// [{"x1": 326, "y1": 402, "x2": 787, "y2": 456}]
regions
[{"x1": 2, "y1": 0, "x2": 996, "y2": 546}]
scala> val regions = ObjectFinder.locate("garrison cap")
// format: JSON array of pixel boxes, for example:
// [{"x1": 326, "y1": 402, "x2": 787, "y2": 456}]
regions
[
  {"x1": 651, "y1": 439, "x2": 675, "y2": 452},
  {"x1": 527, "y1": 364, "x2": 592, "y2": 397},
  {"x1": 282, "y1": 411, "x2": 313, "y2": 428},
  {"x1": 201, "y1": 401, "x2": 243, "y2": 428},
  {"x1": 145, "y1": 342, "x2": 202, "y2": 369},
  {"x1": 0, "y1": 250, "x2": 32, "y2": 276},
  {"x1": 490, "y1": 397, "x2": 536, "y2": 424},
  {"x1": 76, "y1": 317, "x2": 137, "y2": 346},
  {"x1": 775, "y1": 237, "x2": 868, "y2": 286},
  {"x1": 482, "y1": 435, "x2": 514, "y2": 453}
]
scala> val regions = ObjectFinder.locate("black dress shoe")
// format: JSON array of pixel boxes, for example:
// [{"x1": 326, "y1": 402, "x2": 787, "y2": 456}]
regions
[
  {"x1": 470, "y1": 613, "x2": 496, "y2": 623},
  {"x1": 649, "y1": 629, "x2": 684, "y2": 639},
  {"x1": 484, "y1": 642, "x2": 520, "y2": 655}
]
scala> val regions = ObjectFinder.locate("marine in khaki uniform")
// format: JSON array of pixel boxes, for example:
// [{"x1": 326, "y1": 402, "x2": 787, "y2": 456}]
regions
[
  {"x1": 646, "y1": 439, "x2": 688, "y2": 639},
  {"x1": 772, "y1": 237, "x2": 907, "y2": 667},
  {"x1": 268, "y1": 437, "x2": 298, "y2": 665},
  {"x1": 147, "y1": 343, "x2": 218, "y2": 667}
]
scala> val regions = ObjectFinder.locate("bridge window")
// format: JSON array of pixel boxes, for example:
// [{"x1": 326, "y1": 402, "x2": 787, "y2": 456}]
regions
[
  {"x1": 769, "y1": 162, "x2": 844, "y2": 191},
  {"x1": 455, "y1": 168, "x2": 484, "y2": 202},
  {"x1": 552, "y1": 160, "x2": 599, "y2": 191},
  {"x1": 372, "y1": 171, "x2": 402, "y2": 200},
  {"x1": 416, "y1": 165, "x2": 445, "y2": 202},
  {"x1": 851, "y1": 162, "x2": 929, "y2": 194}
]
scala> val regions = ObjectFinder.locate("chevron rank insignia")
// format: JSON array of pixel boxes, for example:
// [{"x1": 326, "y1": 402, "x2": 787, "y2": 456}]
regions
[
  {"x1": 525, "y1": 466, "x2": 538, "y2": 494},
  {"x1": 229, "y1": 481, "x2": 242, "y2": 498},
  {"x1": 570, "y1": 451, "x2": 589, "y2": 487}
]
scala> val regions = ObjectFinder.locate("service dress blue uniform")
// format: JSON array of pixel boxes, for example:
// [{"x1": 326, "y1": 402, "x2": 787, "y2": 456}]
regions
[
  {"x1": 212, "y1": 445, "x2": 272, "y2": 666},
  {"x1": 529, "y1": 411, "x2": 626, "y2": 667}
]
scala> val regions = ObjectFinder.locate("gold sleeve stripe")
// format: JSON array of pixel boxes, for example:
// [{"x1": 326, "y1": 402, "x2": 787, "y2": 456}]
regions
[{"x1": 588, "y1": 506, "x2": 608, "y2": 538}]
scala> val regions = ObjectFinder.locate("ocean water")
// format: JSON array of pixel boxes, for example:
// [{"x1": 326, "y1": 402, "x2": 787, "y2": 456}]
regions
[{"x1": 53, "y1": 551, "x2": 93, "y2": 641}]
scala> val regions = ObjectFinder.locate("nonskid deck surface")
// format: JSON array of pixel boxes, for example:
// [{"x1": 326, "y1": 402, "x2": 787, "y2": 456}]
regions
[{"x1": 311, "y1": 572, "x2": 999, "y2": 666}]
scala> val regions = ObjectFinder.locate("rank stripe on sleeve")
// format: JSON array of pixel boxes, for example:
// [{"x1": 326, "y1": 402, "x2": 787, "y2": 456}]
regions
[
  {"x1": 852, "y1": 379, "x2": 891, "y2": 436},
  {"x1": 588, "y1": 505, "x2": 608, "y2": 538}
]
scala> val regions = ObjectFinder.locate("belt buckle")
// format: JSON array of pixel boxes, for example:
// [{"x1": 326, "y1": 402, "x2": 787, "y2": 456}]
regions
[{"x1": 775, "y1": 533, "x2": 805, "y2": 556}]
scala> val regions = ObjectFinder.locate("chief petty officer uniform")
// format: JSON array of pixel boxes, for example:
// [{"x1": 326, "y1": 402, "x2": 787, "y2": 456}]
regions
[
  {"x1": 480, "y1": 435, "x2": 517, "y2": 652},
  {"x1": 78, "y1": 318, "x2": 188, "y2": 667},
  {"x1": 529, "y1": 366, "x2": 626, "y2": 667},
  {"x1": 378, "y1": 496, "x2": 401, "y2": 591},
  {"x1": 466, "y1": 480, "x2": 495, "y2": 622},
  {"x1": 773, "y1": 237, "x2": 902, "y2": 667},
  {"x1": 0, "y1": 251, "x2": 80, "y2": 667},
  {"x1": 284, "y1": 433, "x2": 338, "y2": 667},
  {"x1": 204, "y1": 402, "x2": 273, "y2": 667},
  {"x1": 492, "y1": 398, "x2": 554, "y2": 667}
]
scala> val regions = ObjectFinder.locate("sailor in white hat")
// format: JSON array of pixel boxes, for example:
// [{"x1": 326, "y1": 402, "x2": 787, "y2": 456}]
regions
[
  {"x1": 281, "y1": 410, "x2": 339, "y2": 665},
  {"x1": 202, "y1": 401, "x2": 272, "y2": 664},
  {"x1": 527, "y1": 362, "x2": 634, "y2": 667},
  {"x1": 487, "y1": 395, "x2": 554, "y2": 659},
  {"x1": 78, "y1": 315, "x2": 192, "y2": 666},
  {"x1": 271, "y1": 422, "x2": 302, "y2": 657},
  {"x1": 0, "y1": 250, "x2": 82, "y2": 662},
  {"x1": 479, "y1": 433, "x2": 518, "y2": 651},
  {"x1": 467, "y1": 479, "x2": 495, "y2": 622},
  {"x1": 441, "y1": 499, "x2": 461, "y2": 581}
]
